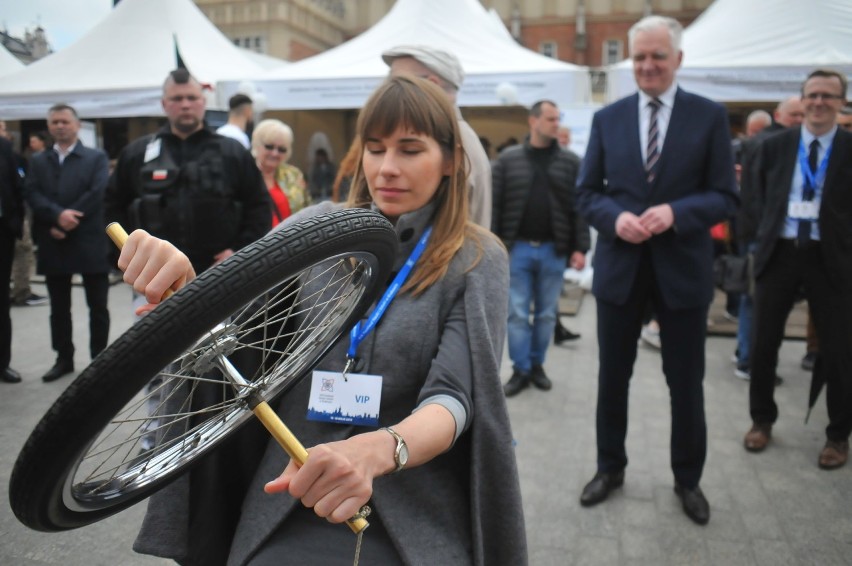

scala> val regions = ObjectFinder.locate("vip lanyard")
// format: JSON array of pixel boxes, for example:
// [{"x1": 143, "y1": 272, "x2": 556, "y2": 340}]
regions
[
  {"x1": 343, "y1": 226, "x2": 433, "y2": 376},
  {"x1": 798, "y1": 137, "x2": 832, "y2": 197}
]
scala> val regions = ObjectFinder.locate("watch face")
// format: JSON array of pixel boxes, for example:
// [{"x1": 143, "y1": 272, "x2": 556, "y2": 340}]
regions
[{"x1": 398, "y1": 444, "x2": 409, "y2": 467}]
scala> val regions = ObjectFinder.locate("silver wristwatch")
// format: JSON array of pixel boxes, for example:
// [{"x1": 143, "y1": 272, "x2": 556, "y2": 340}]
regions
[{"x1": 381, "y1": 426, "x2": 409, "y2": 473}]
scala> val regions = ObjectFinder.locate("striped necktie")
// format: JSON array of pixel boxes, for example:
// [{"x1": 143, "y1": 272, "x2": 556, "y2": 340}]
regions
[{"x1": 646, "y1": 98, "x2": 662, "y2": 183}]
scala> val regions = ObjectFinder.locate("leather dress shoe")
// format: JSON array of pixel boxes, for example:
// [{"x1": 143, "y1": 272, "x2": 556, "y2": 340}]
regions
[
  {"x1": 744, "y1": 422, "x2": 772, "y2": 452},
  {"x1": 42, "y1": 360, "x2": 74, "y2": 383},
  {"x1": 818, "y1": 440, "x2": 849, "y2": 470},
  {"x1": 2, "y1": 367, "x2": 22, "y2": 383},
  {"x1": 674, "y1": 483, "x2": 710, "y2": 525},
  {"x1": 580, "y1": 471, "x2": 624, "y2": 507},
  {"x1": 530, "y1": 364, "x2": 552, "y2": 391}
]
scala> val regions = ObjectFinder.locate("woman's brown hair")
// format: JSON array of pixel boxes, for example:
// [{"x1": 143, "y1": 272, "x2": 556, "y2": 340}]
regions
[{"x1": 346, "y1": 75, "x2": 477, "y2": 296}]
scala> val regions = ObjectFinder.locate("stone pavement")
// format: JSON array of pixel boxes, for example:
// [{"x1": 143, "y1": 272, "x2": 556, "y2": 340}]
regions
[{"x1": 1, "y1": 281, "x2": 850, "y2": 565}]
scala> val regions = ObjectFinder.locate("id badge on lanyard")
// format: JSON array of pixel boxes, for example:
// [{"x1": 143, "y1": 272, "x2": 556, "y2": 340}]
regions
[{"x1": 306, "y1": 226, "x2": 432, "y2": 427}]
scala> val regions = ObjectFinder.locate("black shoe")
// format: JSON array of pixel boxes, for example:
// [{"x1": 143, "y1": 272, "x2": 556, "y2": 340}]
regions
[
  {"x1": 674, "y1": 483, "x2": 710, "y2": 525},
  {"x1": 42, "y1": 360, "x2": 74, "y2": 383},
  {"x1": 2, "y1": 367, "x2": 22, "y2": 383},
  {"x1": 801, "y1": 352, "x2": 817, "y2": 371},
  {"x1": 554, "y1": 323, "x2": 580, "y2": 344},
  {"x1": 503, "y1": 370, "x2": 530, "y2": 397},
  {"x1": 580, "y1": 471, "x2": 624, "y2": 507},
  {"x1": 530, "y1": 364, "x2": 552, "y2": 391}
]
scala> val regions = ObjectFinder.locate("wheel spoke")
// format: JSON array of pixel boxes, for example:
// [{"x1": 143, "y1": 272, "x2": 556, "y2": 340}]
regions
[{"x1": 68, "y1": 254, "x2": 376, "y2": 508}]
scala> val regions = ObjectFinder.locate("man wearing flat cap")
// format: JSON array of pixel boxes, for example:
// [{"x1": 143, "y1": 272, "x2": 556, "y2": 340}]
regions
[{"x1": 383, "y1": 45, "x2": 491, "y2": 228}]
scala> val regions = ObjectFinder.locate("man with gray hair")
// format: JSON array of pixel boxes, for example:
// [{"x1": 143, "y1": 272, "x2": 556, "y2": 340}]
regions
[
  {"x1": 382, "y1": 45, "x2": 491, "y2": 228},
  {"x1": 576, "y1": 15, "x2": 738, "y2": 524},
  {"x1": 745, "y1": 109, "x2": 772, "y2": 137}
]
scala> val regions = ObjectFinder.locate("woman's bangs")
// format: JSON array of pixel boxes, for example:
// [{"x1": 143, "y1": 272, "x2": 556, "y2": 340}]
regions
[{"x1": 360, "y1": 83, "x2": 439, "y2": 141}]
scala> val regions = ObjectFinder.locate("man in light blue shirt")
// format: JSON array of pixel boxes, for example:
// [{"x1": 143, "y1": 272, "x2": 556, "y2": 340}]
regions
[{"x1": 745, "y1": 68, "x2": 852, "y2": 471}]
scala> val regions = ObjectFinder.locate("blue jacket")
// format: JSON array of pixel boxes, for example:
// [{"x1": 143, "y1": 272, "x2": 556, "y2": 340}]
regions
[{"x1": 577, "y1": 88, "x2": 739, "y2": 309}]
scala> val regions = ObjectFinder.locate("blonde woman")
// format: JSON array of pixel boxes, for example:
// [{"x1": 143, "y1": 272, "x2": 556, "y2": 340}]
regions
[
  {"x1": 251, "y1": 120, "x2": 294, "y2": 226},
  {"x1": 251, "y1": 119, "x2": 311, "y2": 218}
]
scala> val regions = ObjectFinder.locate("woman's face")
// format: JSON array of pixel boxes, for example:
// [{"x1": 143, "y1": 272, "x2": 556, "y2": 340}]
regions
[
  {"x1": 256, "y1": 135, "x2": 290, "y2": 171},
  {"x1": 362, "y1": 126, "x2": 450, "y2": 222}
]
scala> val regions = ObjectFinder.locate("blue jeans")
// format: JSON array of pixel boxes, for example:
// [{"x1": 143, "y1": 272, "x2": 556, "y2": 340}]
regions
[{"x1": 507, "y1": 241, "x2": 566, "y2": 373}]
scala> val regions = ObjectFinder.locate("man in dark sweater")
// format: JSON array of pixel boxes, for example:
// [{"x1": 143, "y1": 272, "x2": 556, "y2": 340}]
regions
[{"x1": 492, "y1": 100, "x2": 589, "y2": 397}]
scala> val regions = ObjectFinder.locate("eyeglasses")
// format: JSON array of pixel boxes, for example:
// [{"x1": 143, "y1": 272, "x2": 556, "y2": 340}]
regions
[
  {"x1": 803, "y1": 92, "x2": 844, "y2": 101},
  {"x1": 263, "y1": 143, "x2": 288, "y2": 154}
]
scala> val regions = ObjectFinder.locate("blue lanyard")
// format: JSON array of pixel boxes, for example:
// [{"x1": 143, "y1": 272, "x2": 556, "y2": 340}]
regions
[
  {"x1": 798, "y1": 137, "x2": 832, "y2": 197},
  {"x1": 344, "y1": 226, "x2": 432, "y2": 369}
]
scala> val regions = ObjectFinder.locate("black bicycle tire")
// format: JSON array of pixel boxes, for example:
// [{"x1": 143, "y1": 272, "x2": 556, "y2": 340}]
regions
[{"x1": 9, "y1": 208, "x2": 397, "y2": 532}]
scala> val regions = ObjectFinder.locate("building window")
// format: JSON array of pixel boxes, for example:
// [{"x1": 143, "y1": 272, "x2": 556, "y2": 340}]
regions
[
  {"x1": 603, "y1": 39, "x2": 623, "y2": 65},
  {"x1": 254, "y1": 36, "x2": 263, "y2": 52},
  {"x1": 540, "y1": 41, "x2": 557, "y2": 59}
]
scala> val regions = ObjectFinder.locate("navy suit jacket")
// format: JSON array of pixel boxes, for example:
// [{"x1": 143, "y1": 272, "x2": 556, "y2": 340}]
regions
[
  {"x1": 26, "y1": 142, "x2": 111, "y2": 275},
  {"x1": 577, "y1": 88, "x2": 739, "y2": 309},
  {"x1": 753, "y1": 127, "x2": 852, "y2": 291}
]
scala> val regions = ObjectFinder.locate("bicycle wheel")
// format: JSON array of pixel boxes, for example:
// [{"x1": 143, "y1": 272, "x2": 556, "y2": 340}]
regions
[{"x1": 10, "y1": 209, "x2": 397, "y2": 532}]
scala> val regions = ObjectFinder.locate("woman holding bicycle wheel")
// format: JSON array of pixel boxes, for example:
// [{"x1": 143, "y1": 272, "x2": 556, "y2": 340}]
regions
[{"x1": 122, "y1": 75, "x2": 527, "y2": 566}]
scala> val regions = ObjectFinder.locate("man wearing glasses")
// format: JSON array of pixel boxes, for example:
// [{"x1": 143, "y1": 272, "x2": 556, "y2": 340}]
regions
[
  {"x1": 106, "y1": 68, "x2": 270, "y2": 274},
  {"x1": 744, "y1": 69, "x2": 852, "y2": 471}
]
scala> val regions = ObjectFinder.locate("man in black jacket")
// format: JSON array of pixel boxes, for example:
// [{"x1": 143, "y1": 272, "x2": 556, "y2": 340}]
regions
[
  {"x1": 105, "y1": 69, "x2": 270, "y2": 451},
  {"x1": 106, "y1": 69, "x2": 270, "y2": 275},
  {"x1": 0, "y1": 132, "x2": 23, "y2": 383},
  {"x1": 492, "y1": 100, "x2": 589, "y2": 397},
  {"x1": 744, "y1": 69, "x2": 852, "y2": 470}
]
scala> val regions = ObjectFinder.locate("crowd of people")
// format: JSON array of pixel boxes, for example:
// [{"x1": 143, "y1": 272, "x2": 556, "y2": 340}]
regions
[{"x1": 1, "y1": 12, "x2": 850, "y2": 564}]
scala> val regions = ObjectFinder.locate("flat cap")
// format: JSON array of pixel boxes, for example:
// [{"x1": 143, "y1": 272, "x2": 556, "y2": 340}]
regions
[{"x1": 381, "y1": 44, "x2": 465, "y2": 89}]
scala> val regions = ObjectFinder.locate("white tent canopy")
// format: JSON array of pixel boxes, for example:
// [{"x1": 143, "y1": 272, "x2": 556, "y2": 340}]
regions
[
  {"x1": 221, "y1": 0, "x2": 592, "y2": 111},
  {"x1": 0, "y1": 44, "x2": 24, "y2": 78},
  {"x1": 0, "y1": 0, "x2": 286, "y2": 119},
  {"x1": 606, "y1": 0, "x2": 852, "y2": 102}
]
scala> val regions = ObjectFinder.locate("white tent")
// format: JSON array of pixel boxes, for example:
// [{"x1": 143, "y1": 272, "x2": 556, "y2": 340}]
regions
[
  {"x1": 606, "y1": 0, "x2": 852, "y2": 102},
  {"x1": 0, "y1": 44, "x2": 24, "y2": 78},
  {"x1": 0, "y1": 0, "x2": 286, "y2": 120},
  {"x1": 221, "y1": 0, "x2": 592, "y2": 111}
]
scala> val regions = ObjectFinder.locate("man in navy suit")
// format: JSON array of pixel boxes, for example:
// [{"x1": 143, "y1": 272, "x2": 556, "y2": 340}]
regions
[
  {"x1": 744, "y1": 69, "x2": 852, "y2": 470},
  {"x1": 27, "y1": 104, "x2": 111, "y2": 383},
  {"x1": 576, "y1": 15, "x2": 738, "y2": 525}
]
